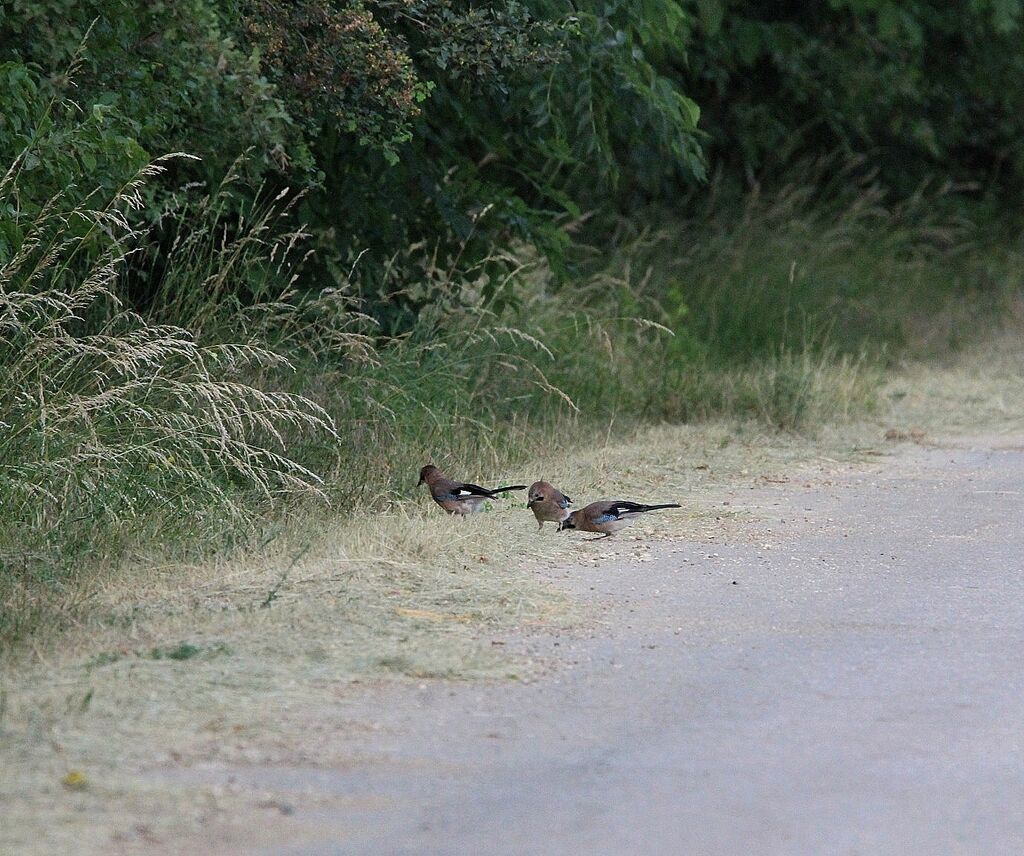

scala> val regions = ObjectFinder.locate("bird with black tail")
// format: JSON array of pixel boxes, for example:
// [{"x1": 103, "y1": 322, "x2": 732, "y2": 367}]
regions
[
  {"x1": 558, "y1": 500, "x2": 680, "y2": 538},
  {"x1": 418, "y1": 465, "x2": 527, "y2": 515}
]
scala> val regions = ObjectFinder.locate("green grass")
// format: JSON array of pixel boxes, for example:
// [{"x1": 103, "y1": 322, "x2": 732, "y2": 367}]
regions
[
  {"x1": 1, "y1": 155, "x2": 1021, "y2": 649},
  {"x1": 274, "y1": 177, "x2": 1019, "y2": 516}
]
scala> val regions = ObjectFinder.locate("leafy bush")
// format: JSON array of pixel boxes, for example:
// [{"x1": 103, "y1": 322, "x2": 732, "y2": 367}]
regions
[
  {"x1": 1, "y1": 1, "x2": 309, "y2": 185},
  {"x1": 682, "y1": 0, "x2": 1024, "y2": 191},
  {"x1": 241, "y1": 0, "x2": 431, "y2": 165},
  {"x1": 6, "y1": 0, "x2": 1021, "y2": 310}
]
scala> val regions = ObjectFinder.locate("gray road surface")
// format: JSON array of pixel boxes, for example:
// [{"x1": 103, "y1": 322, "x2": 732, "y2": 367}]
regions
[{"x1": 177, "y1": 439, "x2": 1024, "y2": 855}]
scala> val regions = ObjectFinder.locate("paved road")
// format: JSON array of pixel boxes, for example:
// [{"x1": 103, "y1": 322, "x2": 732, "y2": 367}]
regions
[{"x1": 180, "y1": 439, "x2": 1024, "y2": 855}]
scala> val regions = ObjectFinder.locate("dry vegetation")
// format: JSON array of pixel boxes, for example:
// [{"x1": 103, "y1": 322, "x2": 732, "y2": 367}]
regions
[
  {"x1": 3, "y1": 326, "x2": 1024, "y2": 853},
  {"x1": 885, "y1": 329, "x2": 1024, "y2": 437},
  {"x1": 3, "y1": 138, "x2": 1023, "y2": 854}
]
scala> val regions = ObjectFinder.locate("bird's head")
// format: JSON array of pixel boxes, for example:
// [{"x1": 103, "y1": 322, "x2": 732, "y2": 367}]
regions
[
  {"x1": 527, "y1": 480, "x2": 550, "y2": 507},
  {"x1": 418, "y1": 464, "x2": 439, "y2": 486}
]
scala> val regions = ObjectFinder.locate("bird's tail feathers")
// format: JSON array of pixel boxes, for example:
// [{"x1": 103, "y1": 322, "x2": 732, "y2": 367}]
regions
[
  {"x1": 639, "y1": 502, "x2": 681, "y2": 512},
  {"x1": 489, "y1": 484, "x2": 528, "y2": 495}
]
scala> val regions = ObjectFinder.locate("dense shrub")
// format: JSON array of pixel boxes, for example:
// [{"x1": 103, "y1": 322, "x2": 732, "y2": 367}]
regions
[
  {"x1": 5, "y1": 1, "x2": 1021, "y2": 303},
  {"x1": 681, "y1": 0, "x2": 1024, "y2": 192}
]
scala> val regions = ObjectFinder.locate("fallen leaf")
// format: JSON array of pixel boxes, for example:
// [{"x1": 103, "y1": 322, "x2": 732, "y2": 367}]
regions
[{"x1": 62, "y1": 770, "x2": 87, "y2": 790}]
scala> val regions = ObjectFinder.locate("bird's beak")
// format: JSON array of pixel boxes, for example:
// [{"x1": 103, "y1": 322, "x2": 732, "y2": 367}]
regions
[{"x1": 417, "y1": 476, "x2": 424, "y2": 486}]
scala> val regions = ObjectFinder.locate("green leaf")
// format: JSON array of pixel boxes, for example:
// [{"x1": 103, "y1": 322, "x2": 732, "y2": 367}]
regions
[
  {"x1": 696, "y1": 0, "x2": 725, "y2": 36},
  {"x1": 679, "y1": 96, "x2": 700, "y2": 127}
]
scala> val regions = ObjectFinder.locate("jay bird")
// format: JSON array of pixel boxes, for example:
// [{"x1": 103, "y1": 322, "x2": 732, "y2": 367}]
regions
[
  {"x1": 558, "y1": 499, "x2": 681, "y2": 538},
  {"x1": 418, "y1": 464, "x2": 526, "y2": 515},
  {"x1": 526, "y1": 480, "x2": 573, "y2": 529}
]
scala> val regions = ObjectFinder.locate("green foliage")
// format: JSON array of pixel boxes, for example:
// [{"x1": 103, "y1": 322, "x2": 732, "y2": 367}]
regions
[
  {"x1": 0, "y1": 1, "x2": 704, "y2": 295},
  {"x1": 682, "y1": 0, "x2": 1024, "y2": 190},
  {"x1": 241, "y1": 1, "x2": 431, "y2": 165},
  {"x1": 590, "y1": 174, "x2": 1016, "y2": 383},
  {"x1": 529, "y1": 0, "x2": 706, "y2": 196},
  {"x1": 0, "y1": 0, "x2": 309, "y2": 192},
  {"x1": 0, "y1": 58, "x2": 147, "y2": 228},
  {"x1": 4, "y1": 0, "x2": 1024, "y2": 300},
  {"x1": 296, "y1": 0, "x2": 575, "y2": 298}
]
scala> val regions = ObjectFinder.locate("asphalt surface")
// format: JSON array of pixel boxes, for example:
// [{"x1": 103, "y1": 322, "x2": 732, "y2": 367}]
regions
[{"x1": 176, "y1": 439, "x2": 1024, "y2": 855}]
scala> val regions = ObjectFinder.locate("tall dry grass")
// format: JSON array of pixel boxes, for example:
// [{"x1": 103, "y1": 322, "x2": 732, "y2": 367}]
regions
[
  {"x1": 2, "y1": 149, "x2": 1020, "y2": 649},
  {"x1": 0, "y1": 157, "x2": 335, "y2": 641}
]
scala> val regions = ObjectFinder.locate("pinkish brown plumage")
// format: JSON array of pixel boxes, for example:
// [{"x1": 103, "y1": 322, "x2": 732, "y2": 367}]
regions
[
  {"x1": 558, "y1": 499, "x2": 680, "y2": 538},
  {"x1": 527, "y1": 480, "x2": 573, "y2": 529},
  {"x1": 418, "y1": 464, "x2": 527, "y2": 515}
]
